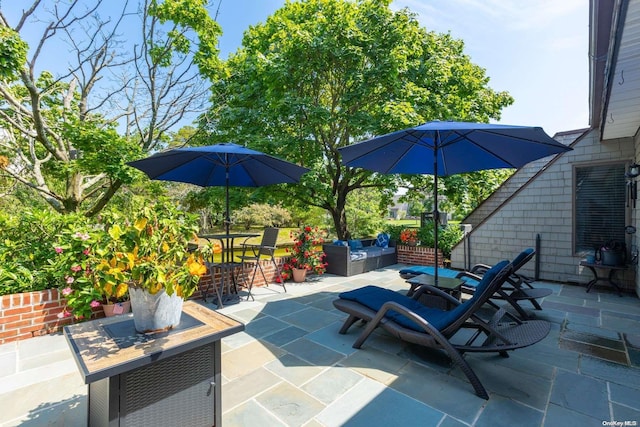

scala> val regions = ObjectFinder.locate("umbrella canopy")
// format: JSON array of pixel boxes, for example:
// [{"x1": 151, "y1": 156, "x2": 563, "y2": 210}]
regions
[
  {"x1": 127, "y1": 142, "x2": 310, "y2": 235},
  {"x1": 339, "y1": 120, "x2": 573, "y2": 283}
]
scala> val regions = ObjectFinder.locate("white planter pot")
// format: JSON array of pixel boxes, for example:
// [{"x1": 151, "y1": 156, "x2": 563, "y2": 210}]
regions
[{"x1": 129, "y1": 287, "x2": 184, "y2": 333}]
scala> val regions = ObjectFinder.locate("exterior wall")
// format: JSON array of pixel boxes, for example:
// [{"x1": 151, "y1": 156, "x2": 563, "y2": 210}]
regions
[
  {"x1": 464, "y1": 130, "x2": 584, "y2": 228},
  {"x1": 451, "y1": 128, "x2": 637, "y2": 291},
  {"x1": 0, "y1": 256, "x2": 290, "y2": 345}
]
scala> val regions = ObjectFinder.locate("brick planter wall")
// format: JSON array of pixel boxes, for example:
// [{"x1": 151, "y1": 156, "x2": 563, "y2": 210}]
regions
[
  {"x1": 0, "y1": 289, "x2": 77, "y2": 344},
  {"x1": 0, "y1": 256, "x2": 291, "y2": 345},
  {"x1": 397, "y1": 245, "x2": 445, "y2": 267}
]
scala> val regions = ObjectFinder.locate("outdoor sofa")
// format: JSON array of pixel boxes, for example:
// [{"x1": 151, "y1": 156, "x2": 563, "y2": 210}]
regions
[{"x1": 323, "y1": 236, "x2": 397, "y2": 277}]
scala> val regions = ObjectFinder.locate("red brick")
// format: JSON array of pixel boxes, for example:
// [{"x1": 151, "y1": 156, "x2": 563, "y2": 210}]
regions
[
  {"x1": 19, "y1": 325, "x2": 46, "y2": 334},
  {"x1": 0, "y1": 329, "x2": 18, "y2": 339},
  {"x1": 0, "y1": 314, "x2": 22, "y2": 325},
  {"x1": 2, "y1": 307, "x2": 33, "y2": 317}
]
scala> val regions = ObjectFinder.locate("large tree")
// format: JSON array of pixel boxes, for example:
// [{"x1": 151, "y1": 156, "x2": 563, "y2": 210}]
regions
[
  {"x1": 204, "y1": 0, "x2": 513, "y2": 239},
  {"x1": 0, "y1": 0, "x2": 220, "y2": 215}
]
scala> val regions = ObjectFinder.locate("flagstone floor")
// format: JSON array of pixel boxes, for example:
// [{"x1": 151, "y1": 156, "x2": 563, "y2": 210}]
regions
[{"x1": 1, "y1": 265, "x2": 640, "y2": 426}]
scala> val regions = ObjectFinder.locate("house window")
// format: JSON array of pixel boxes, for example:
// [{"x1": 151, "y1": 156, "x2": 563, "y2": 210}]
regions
[{"x1": 574, "y1": 163, "x2": 626, "y2": 254}]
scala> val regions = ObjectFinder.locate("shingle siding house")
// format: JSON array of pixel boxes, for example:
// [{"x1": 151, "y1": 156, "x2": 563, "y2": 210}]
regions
[{"x1": 450, "y1": 0, "x2": 640, "y2": 298}]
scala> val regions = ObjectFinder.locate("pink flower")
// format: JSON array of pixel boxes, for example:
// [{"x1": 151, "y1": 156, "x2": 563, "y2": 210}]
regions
[
  {"x1": 70, "y1": 265, "x2": 82, "y2": 272},
  {"x1": 55, "y1": 247, "x2": 63, "y2": 254},
  {"x1": 83, "y1": 248, "x2": 90, "y2": 255},
  {"x1": 74, "y1": 232, "x2": 90, "y2": 241},
  {"x1": 90, "y1": 300, "x2": 101, "y2": 308},
  {"x1": 57, "y1": 310, "x2": 72, "y2": 319},
  {"x1": 61, "y1": 287, "x2": 73, "y2": 296},
  {"x1": 66, "y1": 276, "x2": 75, "y2": 284}
]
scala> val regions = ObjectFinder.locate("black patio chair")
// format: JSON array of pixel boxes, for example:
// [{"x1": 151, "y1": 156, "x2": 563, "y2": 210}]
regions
[{"x1": 237, "y1": 227, "x2": 284, "y2": 300}]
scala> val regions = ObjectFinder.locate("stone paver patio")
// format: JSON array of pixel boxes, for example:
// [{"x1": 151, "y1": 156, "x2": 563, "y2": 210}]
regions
[{"x1": 1, "y1": 264, "x2": 640, "y2": 426}]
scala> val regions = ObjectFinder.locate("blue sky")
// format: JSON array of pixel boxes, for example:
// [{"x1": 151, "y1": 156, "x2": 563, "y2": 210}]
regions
[{"x1": 214, "y1": 0, "x2": 589, "y2": 136}]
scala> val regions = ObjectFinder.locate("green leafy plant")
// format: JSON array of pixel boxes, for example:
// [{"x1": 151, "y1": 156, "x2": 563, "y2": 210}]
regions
[
  {"x1": 93, "y1": 203, "x2": 209, "y2": 299},
  {"x1": 282, "y1": 226, "x2": 327, "y2": 280}
]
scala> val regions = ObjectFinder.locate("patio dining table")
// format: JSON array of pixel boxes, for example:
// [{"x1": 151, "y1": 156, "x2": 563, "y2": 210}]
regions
[{"x1": 199, "y1": 232, "x2": 259, "y2": 307}]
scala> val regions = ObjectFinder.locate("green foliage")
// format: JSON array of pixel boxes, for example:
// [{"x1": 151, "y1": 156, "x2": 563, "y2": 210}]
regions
[
  {"x1": 0, "y1": 198, "x2": 209, "y2": 322},
  {"x1": 345, "y1": 188, "x2": 386, "y2": 238},
  {"x1": 205, "y1": 0, "x2": 513, "y2": 239},
  {"x1": 232, "y1": 203, "x2": 292, "y2": 229},
  {"x1": 383, "y1": 224, "x2": 405, "y2": 244},
  {"x1": 0, "y1": 209, "x2": 88, "y2": 295},
  {"x1": 150, "y1": 0, "x2": 223, "y2": 80},
  {"x1": 438, "y1": 223, "x2": 464, "y2": 259},
  {"x1": 0, "y1": 26, "x2": 27, "y2": 81},
  {"x1": 440, "y1": 170, "x2": 514, "y2": 219},
  {"x1": 416, "y1": 221, "x2": 463, "y2": 258}
]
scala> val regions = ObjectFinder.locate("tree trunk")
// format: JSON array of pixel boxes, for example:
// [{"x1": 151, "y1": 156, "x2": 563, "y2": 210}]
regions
[{"x1": 331, "y1": 190, "x2": 350, "y2": 240}]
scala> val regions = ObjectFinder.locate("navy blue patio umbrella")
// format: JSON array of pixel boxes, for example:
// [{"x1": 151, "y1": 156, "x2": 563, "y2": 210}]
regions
[
  {"x1": 128, "y1": 142, "x2": 310, "y2": 237},
  {"x1": 338, "y1": 120, "x2": 573, "y2": 283}
]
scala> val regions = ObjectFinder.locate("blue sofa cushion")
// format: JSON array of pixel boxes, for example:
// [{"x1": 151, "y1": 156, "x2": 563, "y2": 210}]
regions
[{"x1": 333, "y1": 240, "x2": 348, "y2": 246}]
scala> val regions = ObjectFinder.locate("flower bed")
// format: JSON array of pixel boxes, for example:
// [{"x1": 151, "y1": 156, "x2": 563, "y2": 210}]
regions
[{"x1": 0, "y1": 256, "x2": 292, "y2": 345}]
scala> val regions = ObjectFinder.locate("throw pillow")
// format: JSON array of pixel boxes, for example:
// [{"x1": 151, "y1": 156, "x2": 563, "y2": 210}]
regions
[
  {"x1": 333, "y1": 240, "x2": 348, "y2": 246},
  {"x1": 375, "y1": 233, "x2": 390, "y2": 248}
]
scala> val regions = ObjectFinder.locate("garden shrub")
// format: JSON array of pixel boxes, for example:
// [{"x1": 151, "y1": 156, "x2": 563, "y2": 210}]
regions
[{"x1": 0, "y1": 209, "x2": 90, "y2": 295}]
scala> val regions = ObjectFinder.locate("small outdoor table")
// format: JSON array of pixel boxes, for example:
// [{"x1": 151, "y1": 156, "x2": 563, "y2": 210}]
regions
[
  {"x1": 579, "y1": 260, "x2": 627, "y2": 296},
  {"x1": 64, "y1": 301, "x2": 244, "y2": 427},
  {"x1": 199, "y1": 233, "x2": 259, "y2": 306},
  {"x1": 406, "y1": 274, "x2": 464, "y2": 309}
]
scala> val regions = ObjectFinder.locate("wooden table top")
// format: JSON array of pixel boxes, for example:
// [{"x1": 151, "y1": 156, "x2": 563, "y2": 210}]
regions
[{"x1": 64, "y1": 301, "x2": 244, "y2": 384}]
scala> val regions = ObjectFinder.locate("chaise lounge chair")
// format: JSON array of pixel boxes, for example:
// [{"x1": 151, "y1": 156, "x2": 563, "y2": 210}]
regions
[
  {"x1": 399, "y1": 248, "x2": 552, "y2": 319},
  {"x1": 333, "y1": 261, "x2": 551, "y2": 399}
]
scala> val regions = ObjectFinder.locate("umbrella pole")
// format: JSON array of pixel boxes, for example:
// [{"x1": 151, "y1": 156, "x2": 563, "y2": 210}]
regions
[
  {"x1": 225, "y1": 162, "x2": 231, "y2": 265},
  {"x1": 433, "y1": 134, "x2": 439, "y2": 286}
]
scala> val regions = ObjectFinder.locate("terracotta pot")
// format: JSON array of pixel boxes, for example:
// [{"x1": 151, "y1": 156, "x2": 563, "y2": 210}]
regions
[
  {"x1": 292, "y1": 268, "x2": 307, "y2": 283},
  {"x1": 102, "y1": 300, "x2": 131, "y2": 317}
]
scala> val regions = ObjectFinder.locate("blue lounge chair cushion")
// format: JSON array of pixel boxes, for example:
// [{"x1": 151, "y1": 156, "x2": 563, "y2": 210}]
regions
[
  {"x1": 340, "y1": 260, "x2": 508, "y2": 332},
  {"x1": 512, "y1": 248, "x2": 534, "y2": 267}
]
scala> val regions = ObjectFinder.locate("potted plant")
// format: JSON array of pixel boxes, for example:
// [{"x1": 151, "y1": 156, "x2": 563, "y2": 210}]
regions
[
  {"x1": 92, "y1": 254, "x2": 131, "y2": 317},
  {"x1": 283, "y1": 226, "x2": 327, "y2": 282},
  {"x1": 95, "y1": 204, "x2": 208, "y2": 332},
  {"x1": 399, "y1": 228, "x2": 419, "y2": 246}
]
